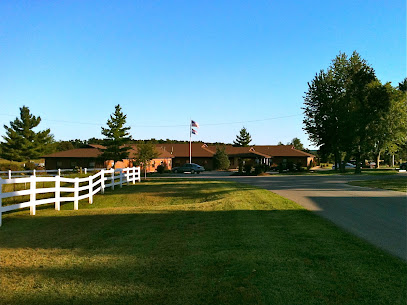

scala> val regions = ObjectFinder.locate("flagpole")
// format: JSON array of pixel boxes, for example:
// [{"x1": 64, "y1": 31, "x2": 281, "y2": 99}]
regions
[{"x1": 189, "y1": 119, "x2": 192, "y2": 163}]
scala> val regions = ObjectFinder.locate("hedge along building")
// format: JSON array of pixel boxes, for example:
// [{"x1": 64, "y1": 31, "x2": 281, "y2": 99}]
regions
[{"x1": 43, "y1": 144, "x2": 173, "y2": 172}]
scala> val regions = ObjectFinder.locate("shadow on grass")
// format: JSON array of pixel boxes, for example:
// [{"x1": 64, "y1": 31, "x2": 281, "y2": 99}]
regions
[{"x1": 1, "y1": 210, "x2": 406, "y2": 304}]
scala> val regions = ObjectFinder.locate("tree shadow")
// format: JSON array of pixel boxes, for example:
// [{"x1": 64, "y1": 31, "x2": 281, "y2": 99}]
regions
[{"x1": 1, "y1": 210, "x2": 406, "y2": 304}]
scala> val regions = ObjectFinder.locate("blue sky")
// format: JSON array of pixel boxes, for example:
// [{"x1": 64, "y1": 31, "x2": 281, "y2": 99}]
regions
[{"x1": 0, "y1": 1, "x2": 405, "y2": 148}]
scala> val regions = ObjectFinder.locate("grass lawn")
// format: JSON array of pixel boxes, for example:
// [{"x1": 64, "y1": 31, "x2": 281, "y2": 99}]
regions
[
  {"x1": 349, "y1": 176, "x2": 407, "y2": 193},
  {"x1": 1, "y1": 179, "x2": 406, "y2": 304}
]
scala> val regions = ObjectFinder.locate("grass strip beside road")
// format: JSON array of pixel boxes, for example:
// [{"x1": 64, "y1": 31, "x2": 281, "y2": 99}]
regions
[
  {"x1": 349, "y1": 176, "x2": 407, "y2": 193},
  {"x1": 1, "y1": 179, "x2": 406, "y2": 304}
]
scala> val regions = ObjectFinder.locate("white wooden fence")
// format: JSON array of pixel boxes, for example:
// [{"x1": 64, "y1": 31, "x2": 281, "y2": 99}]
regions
[
  {"x1": 0, "y1": 167, "x2": 141, "y2": 226},
  {"x1": 0, "y1": 168, "x2": 105, "y2": 179}
]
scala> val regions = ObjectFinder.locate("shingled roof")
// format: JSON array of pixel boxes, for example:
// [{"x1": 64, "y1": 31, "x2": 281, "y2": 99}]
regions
[
  {"x1": 156, "y1": 143, "x2": 215, "y2": 157},
  {"x1": 43, "y1": 145, "x2": 173, "y2": 159}
]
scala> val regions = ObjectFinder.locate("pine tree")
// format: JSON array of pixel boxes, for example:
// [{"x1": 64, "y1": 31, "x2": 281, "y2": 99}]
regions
[
  {"x1": 100, "y1": 104, "x2": 132, "y2": 162},
  {"x1": 233, "y1": 127, "x2": 252, "y2": 147},
  {"x1": 213, "y1": 146, "x2": 230, "y2": 170},
  {"x1": 2, "y1": 106, "x2": 53, "y2": 161}
]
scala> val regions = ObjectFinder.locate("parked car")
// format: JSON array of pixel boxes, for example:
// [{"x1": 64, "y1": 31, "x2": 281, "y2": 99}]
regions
[
  {"x1": 400, "y1": 162, "x2": 407, "y2": 170},
  {"x1": 332, "y1": 162, "x2": 356, "y2": 170},
  {"x1": 172, "y1": 163, "x2": 205, "y2": 174}
]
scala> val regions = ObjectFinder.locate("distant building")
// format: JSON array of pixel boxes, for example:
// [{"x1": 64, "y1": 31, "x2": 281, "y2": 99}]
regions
[{"x1": 43, "y1": 143, "x2": 315, "y2": 171}]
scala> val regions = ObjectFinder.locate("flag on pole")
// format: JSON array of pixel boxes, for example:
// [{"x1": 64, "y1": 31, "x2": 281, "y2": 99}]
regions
[
  {"x1": 191, "y1": 120, "x2": 199, "y2": 128},
  {"x1": 192, "y1": 128, "x2": 197, "y2": 135}
]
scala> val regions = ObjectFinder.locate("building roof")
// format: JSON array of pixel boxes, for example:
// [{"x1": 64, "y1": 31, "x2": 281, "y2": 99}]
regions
[
  {"x1": 207, "y1": 145, "x2": 271, "y2": 158},
  {"x1": 253, "y1": 145, "x2": 315, "y2": 158},
  {"x1": 156, "y1": 143, "x2": 216, "y2": 157},
  {"x1": 43, "y1": 145, "x2": 173, "y2": 159}
]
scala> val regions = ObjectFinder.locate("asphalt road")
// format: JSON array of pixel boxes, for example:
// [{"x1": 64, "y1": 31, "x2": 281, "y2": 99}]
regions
[{"x1": 169, "y1": 172, "x2": 407, "y2": 260}]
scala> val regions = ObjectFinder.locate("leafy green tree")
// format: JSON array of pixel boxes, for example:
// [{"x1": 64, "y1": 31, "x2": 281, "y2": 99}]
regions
[
  {"x1": 303, "y1": 51, "x2": 392, "y2": 174},
  {"x1": 398, "y1": 78, "x2": 407, "y2": 92},
  {"x1": 213, "y1": 146, "x2": 230, "y2": 170},
  {"x1": 136, "y1": 143, "x2": 159, "y2": 179},
  {"x1": 233, "y1": 127, "x2": 252, "y2": 147},
  {"x1": 100, "y1": 104, "x2": 132, "y2": 162},
  {"x1": 289, "y1": 137, "x2": 305, "y2": 151},
  {"x1": 2, "y1": 106, "x2": 53, "y2": 161}
]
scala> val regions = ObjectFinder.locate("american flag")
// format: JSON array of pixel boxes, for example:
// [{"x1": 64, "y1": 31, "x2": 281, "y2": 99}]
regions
[
  {"x1": 191, "y1": 120, "x2": 199, "y2": 128},
  {"x1": 192, "y1": 128, "x2": 197, "y2": 135}
]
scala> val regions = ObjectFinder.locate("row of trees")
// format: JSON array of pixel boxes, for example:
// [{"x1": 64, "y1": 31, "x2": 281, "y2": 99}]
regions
[{"x1": 303, "y1": 51, "x2": 406, "y2": 173}]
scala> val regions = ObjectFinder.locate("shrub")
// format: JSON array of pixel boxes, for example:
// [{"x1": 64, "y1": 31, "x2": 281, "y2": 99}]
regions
[
  {"x1": 0, "y1": 163, "x2": 23, "y2": 171},
  {"x1": 24, "y1": 162, "x2": 36, "y2": 170},
  {"x1": 278, "y1": 163, "x2": 285, "y2": 173},
  {"x1": 156, "y1": 164, "x2": 165, "y2": 174},
  {"x1": 296, "y1": 162, "x2": 304, "y2": 172},
  {"x1": 254, "y1": 164, "x2": 265, "y2": 175},
  {"x1": 238, "y1": 160, "x2": 243, "y2": 173},
  {"x1": 287, "y1": 161, "x2": 294, "y2": 171},
  {"x1": 244, "y1": 163, "x2": 252, "y2": 175},
  {"x1": 213, "y1": 146, "x2": 230, "y2": 170}
]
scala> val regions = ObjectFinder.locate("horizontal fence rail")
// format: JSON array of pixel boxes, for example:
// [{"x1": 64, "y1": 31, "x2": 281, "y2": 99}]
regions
[
  {"x1": 0, "y1": 167, "x2": 141, "y2": 226},
  {"x1": 0, "y1": 168, "x2": 106, "y2": 179}
]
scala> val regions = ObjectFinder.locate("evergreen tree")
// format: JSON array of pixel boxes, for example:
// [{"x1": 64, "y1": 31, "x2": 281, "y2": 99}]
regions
[
  {"x1": 233, "y1": 127, "x2": 252, "y2": 147},
  {"x1": 398, "y1": 78, "x2": 407, "y2": 92},
  {"x1": 100, "y1": 104, "x2": 132, "y2": 162},
  {"x1": 2, "y1": 106, "x2": 53, "y2": 161},
  {"x1": 213, "y1": 146, "x2": 230, "y2": 170}
]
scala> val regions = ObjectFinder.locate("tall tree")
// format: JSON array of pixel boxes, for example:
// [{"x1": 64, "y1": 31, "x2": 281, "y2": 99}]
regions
[
  {"x1": 135, "y1": 143, "x2": 159, "y2": 179},
  {"x1": 303, "y1": 51, "x2": 391, "y2": 173},
  {"x1": 2, "y1": 106, "x2": 53, "y2": 161},
  {"x1": 100, "y1": 104, "x2": 132, "y2": 163},
  {"x1": 233, "y1": 127, "x2": 252, "y2": 147},
  {"x1": 213, "y1": 146, "x2": 230, "y2": 170}
]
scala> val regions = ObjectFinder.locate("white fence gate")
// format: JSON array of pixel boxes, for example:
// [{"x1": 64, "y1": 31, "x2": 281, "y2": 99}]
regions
[{"x1": 0, "y1": 167, "x2": 141, "y2": 226}]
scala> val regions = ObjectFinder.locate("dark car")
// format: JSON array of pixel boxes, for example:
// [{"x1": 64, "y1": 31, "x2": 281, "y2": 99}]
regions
[
  {"x1": 172, "y1": 163, "x2": 205, "y2": 174},
  {"x1": 400, "y1": 162, "x2": 407, "y2": 170}
]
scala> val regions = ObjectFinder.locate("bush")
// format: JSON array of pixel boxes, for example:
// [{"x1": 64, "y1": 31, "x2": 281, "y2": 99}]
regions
[
  {"x1": 254, "y1": 164, "x2": 265, "y2": 175},
  {"x1": 296, "y1": 162, "x2": 304, "y2": 172},
  {"x1": 238, "y1": 160, "x2": 243, "y2": 173},
  {"x1": 156, "y1": 164, "x2": 165, "y2": 174},
  {"x1": 287, "y1": 161, "x2": 294, "y2": 172},
  {"x1": 278, "y1": 163, "x2": 285, "y2": 173},
  {"x1": 24, "y1": 162, "x2": 36, "y2": 170},
  {"x1": 244, "y1": 163, "x2": 252, "y2": 175},
  {"x1": 213, "y1": 146, "x2": 230, "y2": 170},
  {"x1": 0, "y1": 163, "x2": 23, "y2": 171}
]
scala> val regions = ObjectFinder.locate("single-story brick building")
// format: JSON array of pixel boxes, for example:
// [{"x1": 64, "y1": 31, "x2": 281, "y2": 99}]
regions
[{"x1": 43, "y1": 144, "x2": 173, "y2": 172}]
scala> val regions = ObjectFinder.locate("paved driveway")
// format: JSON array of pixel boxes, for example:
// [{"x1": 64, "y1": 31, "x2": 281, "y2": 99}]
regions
[{"x1": 214, "y1": 174, "x2": 407, "y2": 260}]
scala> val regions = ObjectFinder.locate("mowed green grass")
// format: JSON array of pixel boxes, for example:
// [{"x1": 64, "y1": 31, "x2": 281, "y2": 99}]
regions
[
  {"x1": 0, "y1": 179, "x2": 406, "y2": 304},
  {"x1": 349, "y1": 176, "x2": 407, "y2": 192}
]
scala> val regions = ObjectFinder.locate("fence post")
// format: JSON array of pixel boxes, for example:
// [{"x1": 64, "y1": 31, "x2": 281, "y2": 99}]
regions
[
  {"x1": 33, "y1": 169, "x2": 36, "y2": 177},
  {"x1": 137, "y1": 167, "x2": 141, "y2": 182},
  {"x1": 8, "y1": 170, "x2": 11, "y2": 179},
  {"x1": 88, "y1": 175, "x2": 93, "y2": 204},
  {"x1": 30, "y1": 175, "x2": 36, "y2": 215},
  {"x1": 132, "y1": 167, "x2": 135, "y2": 184},
  {"x1": 74, "y1": 177, "x2": 79, "y2": 210},
  {"x1": 58, "y1": 168, "x2": 61, "y2": 176},
  {"x1": 101, "y1": 169, "x2": 105, "y2": 194},
  {"x1": 55, "y1": 175, "x2": 61, "y2": 211},
  {"x1": 126, "y1": 168, "x2": 129, "y2": 186},
  {"x1": 84, "y1": 168, "x2": 87, "y2": 174},
  {"x1": 111, "y1": 170, "x2": 115, "y2": 190},
  {"x1": 119, "y1": 169, "x2": 123, "y2": 188},
  {"x1": 0, "y1": 178, "x2": 3, "y2": 226}
]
